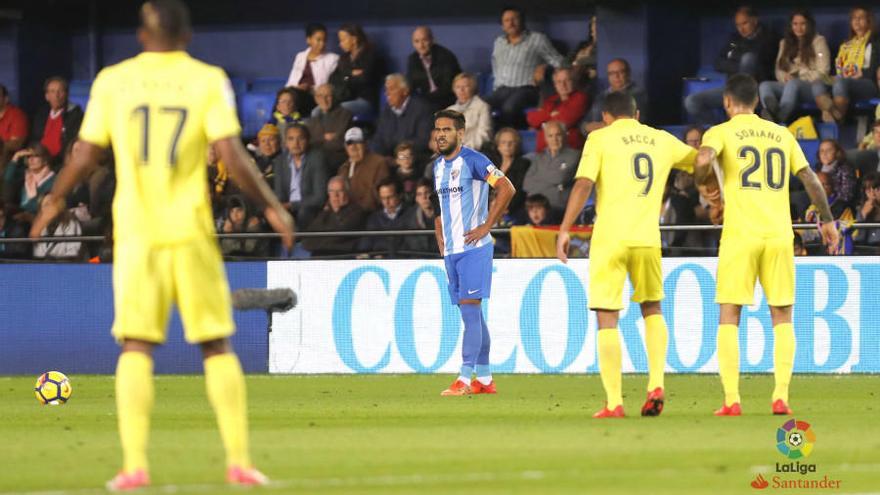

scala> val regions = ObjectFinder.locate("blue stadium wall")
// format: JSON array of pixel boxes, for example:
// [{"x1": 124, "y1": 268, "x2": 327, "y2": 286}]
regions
[{"x1": 1, "y1": 258, "x2": 878, "y2": 375}]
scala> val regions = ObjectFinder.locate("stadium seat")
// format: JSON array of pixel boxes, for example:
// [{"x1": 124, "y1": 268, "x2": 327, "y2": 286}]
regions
[
  {"x1": 240, "y1": 91, "x2": 275, "y2": 138},
  {"x1": 661, "y1": 125, "x2": 688, "y2": 140},
  {"x1": 816, "y1": 122, "x2": 838, "y2": 141},
  {"x1": 478, "y1": 72, "x2": 494, "y2": 98},
  {"x1": 250, "y1": 77, "x2": 286, "y2": 93},
  {"x1": 519, "y1": 129, "x2": 537, "y2": 154},
  {"x1": 68, "y1": 79, "x2": 92, "y2": 96},
  {"x1": 798, "y1": 139, "x2": 820, "y2": 162},
  {"x1": 695, "y1": 65, "x2": 724, "y2": 80},
  {"x1": 854, "y1": 98, "x2": 880, "y2": 138}
]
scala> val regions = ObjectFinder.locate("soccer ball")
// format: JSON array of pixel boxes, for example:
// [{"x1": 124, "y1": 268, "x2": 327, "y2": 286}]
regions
[
  {"x1": 34, "y1": 371, "x2": 72, "y2": 405},
  {"x1": 788, "y1": 432, "x2": 804, "y2": 447}
]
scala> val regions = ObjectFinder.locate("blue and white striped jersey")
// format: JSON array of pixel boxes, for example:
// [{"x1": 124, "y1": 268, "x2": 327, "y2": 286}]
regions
[{"x1": 433, "y1": 146, "x2": 499, "y2": 256}]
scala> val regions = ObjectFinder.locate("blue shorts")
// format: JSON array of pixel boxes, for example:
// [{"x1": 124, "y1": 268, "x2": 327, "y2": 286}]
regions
[{"x1": 444, "y1": 243, "x2": 494, "y2": 302}]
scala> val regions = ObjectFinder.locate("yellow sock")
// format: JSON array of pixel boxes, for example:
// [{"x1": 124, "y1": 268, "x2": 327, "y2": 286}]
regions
[
  {"x1": 644, "y1": 314, "x2": 668, "y2": 391},
  {"x1": 597, "y1": 328, "x2": 623, "y2": 409},
  {"x1": 772, "y1": 323, "x2": 795, "y2": 402},
  {"x1": 116, "y1": 351, "x2": 154, "y2": 474},
  {"x1": 717, "y1": 324, "x2": 740, "y2": 406},
  {"x1": 205, "y1": 353, "x2": 251, "y2": 468}
]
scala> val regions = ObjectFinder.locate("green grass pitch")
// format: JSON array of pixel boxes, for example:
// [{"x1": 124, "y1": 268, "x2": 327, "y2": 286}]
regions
[{"x1": 0, "y1": 374, "x2": 877, "y2": 494}]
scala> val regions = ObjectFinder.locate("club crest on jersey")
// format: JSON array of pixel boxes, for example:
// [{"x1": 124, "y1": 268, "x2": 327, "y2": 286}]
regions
[{"x1": 451, "y1": 169, "x2": 460, "y2": 181}]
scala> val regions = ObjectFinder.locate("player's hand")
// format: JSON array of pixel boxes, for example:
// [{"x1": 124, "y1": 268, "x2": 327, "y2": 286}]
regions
[
  {"x1": 556, "y1": 230, "x2": 570, "y2": 264},
  {"x1": 695, "y1": 147, "x2": 714, "y2": 169},
  {"x1": 265, "y1": 204, "x2": 295, "y2": 250},
  {"x1": 464, "y1": 223, "x2": 491, "y2": 245},
  {"x1": 818, "y1": 221, "x2": 840, "y2": 255},
  {"x1": 697, "y1": 184, "x2": 722, "y2": 208},
  {"x1": 29, "y1": 193, "x2": 65, "y2": 238}
]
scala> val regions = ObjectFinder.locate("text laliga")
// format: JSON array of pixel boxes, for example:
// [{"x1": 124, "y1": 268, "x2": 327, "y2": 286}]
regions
[{"x1": 776, "y1": 462, "x2": 817, "y2": 475}]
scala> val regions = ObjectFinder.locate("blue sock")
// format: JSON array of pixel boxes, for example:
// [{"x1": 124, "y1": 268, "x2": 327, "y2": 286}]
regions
[
  {"x1": 459, "y1": 303, "x2": 483, "y2": 379},
  {"x1": 477, "y1": 311, "x2": 491, "y2": 366}
]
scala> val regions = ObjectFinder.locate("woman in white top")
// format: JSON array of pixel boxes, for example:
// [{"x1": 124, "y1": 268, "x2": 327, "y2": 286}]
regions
[
  {"x1": 446, "y1": 73, "x2": 492, "y2": 150},
  {"x1": 286, "y1": 23, "x2": 340, "y2": 113},
  {"x1": 758, "y1": 9, "x2": 830, "y2": 123}
]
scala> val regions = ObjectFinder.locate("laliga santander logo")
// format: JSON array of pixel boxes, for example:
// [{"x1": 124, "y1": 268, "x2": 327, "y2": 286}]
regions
[{"x1": 776, "y1": 419, "x2": 816, "y2": 459}]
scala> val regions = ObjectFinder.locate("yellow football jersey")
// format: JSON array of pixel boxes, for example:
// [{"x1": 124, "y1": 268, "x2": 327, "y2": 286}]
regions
[
  {"x1": 79, "y1": 51, "x2": 241, "y2": 245},
  {"x1": 575, "y1": 118, "x2": 697, "y2": 247},
  {"x1": 701, "y1": 113, "x2": 808, "y2": 239}
]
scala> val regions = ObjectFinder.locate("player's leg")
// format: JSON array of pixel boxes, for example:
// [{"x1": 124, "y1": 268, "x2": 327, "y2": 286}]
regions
[
  {"x1": 473, "y1": 245, "x2": 495, "y2": 393},
  {"x1": 589, "y1": 243, "x2": 627, "y2": 417},
  {"x1": 716, "y1": 304, "x2": 743, "y2": 416},
  {"x1": 627, "y1": 247, "x2": 667, "y2": 415},
  {"x1": 714, "y1": 236, "x2": 759, "y2": 416},
  {"x1": 760, "y1": 236, "x2": 796, "y2": 415},
  {"x1": 200, "y1": 339, "x2": 268, "y2": 485},
  {"x1": 174, "y1": 238, "x2": 266, "y2": 484},
  {"x1": 107, "y1": 242, "x2": 172, "y2": 490}
]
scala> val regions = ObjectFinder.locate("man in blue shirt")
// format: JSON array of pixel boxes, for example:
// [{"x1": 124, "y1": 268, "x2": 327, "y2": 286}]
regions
[{"x1": 432, "y1": 109, "x2": 515, "y2": 396}]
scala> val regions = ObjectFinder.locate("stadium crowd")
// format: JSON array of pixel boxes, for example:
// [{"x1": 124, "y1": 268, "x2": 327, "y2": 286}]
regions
[{"x1": 1, "y1": 5, "x2": 880, "y2": 260}]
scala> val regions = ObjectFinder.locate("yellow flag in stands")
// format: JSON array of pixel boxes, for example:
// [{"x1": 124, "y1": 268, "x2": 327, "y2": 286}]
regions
[
  {"x1": 511, "y1": 226, "x2": 592, "y2": 258},
  {"x1": 787, "y1": 116, "x2": 818, "y2": 139}
]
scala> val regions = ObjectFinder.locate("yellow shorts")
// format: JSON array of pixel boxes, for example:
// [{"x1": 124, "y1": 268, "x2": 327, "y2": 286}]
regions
[
  {"x1": 715, "y1": 234, "x2": 794, "y2": 307},
  {"x1": 111, "y1": 237, "x2": 234, "y2": 344},
  {"x1": 589, "y1": 244, "x2": 663, "y2": 310}
]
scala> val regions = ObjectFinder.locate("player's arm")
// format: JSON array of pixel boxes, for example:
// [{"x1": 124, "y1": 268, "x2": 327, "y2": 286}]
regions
[
  {"x1": 796, "y1": 167, "x2": 839, "y2": 254},
  {"x1": 556, "y1": 177, "x2": 594, "y2": 263},
  {"x1": 464, "y1": 175, "x2": 515, "y2": 245},
  {"x1": 213, "y1": 137, "x2": 295, "y2": 249},
  {"x1": 29, "y1": 140, "x2": 103, "y2": 238},
  {"x1": 434, "y1": 216, "x2": 444, "y2": 255}
]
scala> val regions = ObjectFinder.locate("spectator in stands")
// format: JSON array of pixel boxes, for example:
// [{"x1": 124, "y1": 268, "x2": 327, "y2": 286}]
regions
[
  {"x1": 402, "y1": 178, "x2": 437, "y2": 254},
  {"x1": 338, "y1": 127, "x2": 389, "y2": 211},
  {"x1": 64, "y1": 141, "x2": 114, "y2": 237},
  {"x1": 329, "y1": 23, "x2": 382, "y2": 116},
  {"x1": 684, "y1": 6, "x2": 776, "y2": 125},
  {"x1": 522, "y1": 121, "x2": 579, "y2": 211},
  {"x1": 306, "y1": 83, "x2": 353, "y2": 170},
  {"x1": 759, "y1": 9, "x2": 830, "y2": 123},
  {"x1": 851, "y1": 118, "x2": 880, "y2": 177},
  {"x1": 0, "y1": 205, "x2": 7, "y2": 257},
  {"x1": 815, "y1": 171, "x2": 854, "y2": 221},
  {"x1": 527, "y1": 67, "x2": 588, "y2": 152},
  {"x1": 660, "y1": 170, "x2": 707, "y2": 248},
  {"x1": 372, "y1": 74, "x2": 433, "y2": 157},
  {"x1": 813, "y1": 7, "x2": 880, "y2": 123},
  {"x1": 358, "y1": 177, "x2": 411, "y2": 255},
  {"x1": 274, "y1": 124, "x2": 328, "y2": 227},
  {"x1": 447, "y1": 73, "x2": 492, "y2": 150},
  {"x1": 0, "y1": 83, "x2": 28, "y2": 165},
  {"x1": 302, "y1": 175, "x2": 367, "y2": 255},
  {"x1": 8, "y1": 143, "x2": 55, "y2": 226},
  {"x1": 581, "y1": 59, "x2": 647, "y2": 134},
  {"x1": 31, "y1": 76, "x2": 83, "y2": 163},
  {"x1": 815, "y1": 138, "x2": 858, "y2": 208},
  {"x1": 251, "y1": 123, "x2": 280, "y2": 182},
  {"x1": 488, "y1": 127, "x2": 530, "y2": 214},
  {"x1": 286, "y1": 23, "x2": 339, "y2": 116},
  {"x1": 33, "y1": 208, "x2": 82, "y2": 260},
  {"x1": 406, "y1": 26, "x2": 462, "y2": 112},
  {"x1": 207, "y1": 143, "x2": 229, "y2": 219},
  {"x1": 854, "y1": 172, "x2": 880, "y2": 246},
  {"x1": 521, "y1": 193, "x2": 553, "y2": 226},
  {"x1": 219, "y1": 195, "x2": 268, "y2": 257},
  {"x1": 391, "y1": 141, "x2": 420, "y2": 205},
  {"x1": 267, "y1": 87, "x2": 302, "y2": 139},
  {"x1": 487, "y1": 6, "x2": 564, "y2": 128},
  {"x1": 684, "y1": 125, "x2": 704, "y2": 148},
  {"x1": 422, "y1": 129, "x2": 441, "y2": 181},
  {"x1": 567, "y1": 16, "x2": 598, "y2": 94}
]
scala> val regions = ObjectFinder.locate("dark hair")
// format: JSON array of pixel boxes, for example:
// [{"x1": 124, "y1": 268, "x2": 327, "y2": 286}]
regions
[
  {"x1": 285, "y1": 123, "x2": 310, "y2": 142},
  {"x1": 779, "y1": 9, "x2": 817, "y2": 71},
  {"x1": 501, "y1": 6, "x2": 526, "y2": 27},
  {"x1": 25, "y1": 142, "x2": 51, "y2": 163},
  {"x1": 601, "y1": 91, "x2": 638, "y2": 117},
  {"x1": 736, "y1": 5, "x2": 758, "y2": 18},
  {"x1": 849, "y1": 6, "x2": 874, "y2": 39},
  {"x1": 339, "y1": 23, "x2": 369, "y2": 49},
  {"x1": 140, "y1": 0, "x2": 192, "y2": 43},
  {"x1": 608, "y1": 58, "x2": 631, "y2": 77},
  {"x1": 525, "y1": 193, "x2": 550, "y2": 210},
  {"x1": 394, "y1": 141, "x2": 415, "y2": 156},
  {"x1": 415, "y1": 177, "x2": 433, "y2": 191},
  {"x1": 275, "y1": 86, "x2": 298, "y2": 112},
  {"x1": 43, "y1": 76, "x2": 68, "y2": 92},
  {"x1": 684, "y1": 125, "x2": 704, "y2": 139},
  {"x1": 818, "y1": 138, "x2": 846, "y2": 164},
  {"x1": 376, "y1": 177, "x2": 402, "y2": 195},
  {"x1": 0, "y1": 83, "x2": 7, "y2": 98},
  {"x1": 723, "y1": 74, "x2": 759, "y2": 106},
  {"x1": 305, "y1": 23, "x2": 327, "y2": 38},
  {"x1": 863, "y1": 171, "x2": 880, "y2": 188},
  {"x1": 434, "y1": 109, "x2": 466, "y2": 130}
]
